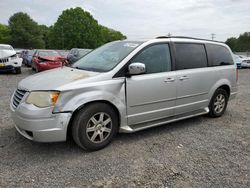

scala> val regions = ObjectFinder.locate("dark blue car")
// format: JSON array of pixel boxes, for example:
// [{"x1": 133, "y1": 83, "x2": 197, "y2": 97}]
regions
[
  {"x1": 233, "y1": 55, "x2": 242, "y2": 69},
  {"x1": 23, "y1": 50, "x2": 35, "y2": 67},
  {"x1": 67, "y1": 48, "x2": 92, "y2": 64}
]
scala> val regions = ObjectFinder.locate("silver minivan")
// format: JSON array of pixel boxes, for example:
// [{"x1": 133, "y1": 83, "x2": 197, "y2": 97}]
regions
[{"x1": 10, "y1": 37, "x2": 237, "y2": 150}]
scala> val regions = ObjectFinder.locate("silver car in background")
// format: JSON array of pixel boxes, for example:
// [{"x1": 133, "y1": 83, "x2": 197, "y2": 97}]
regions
[
  {"x1": 10, "y1": 37, "x2": 237, "y2": 151},
  {"x1": 239, "y1": 55, "x2": 250, "y2": 68}
]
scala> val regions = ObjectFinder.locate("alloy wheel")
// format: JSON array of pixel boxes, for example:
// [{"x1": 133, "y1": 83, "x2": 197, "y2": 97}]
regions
[
  {"x1": 86, "y1": 112, "x2": 112, "y2": 143},
  {"x1": 213, "y1": 94, "x2": 226, "y2": 114}
]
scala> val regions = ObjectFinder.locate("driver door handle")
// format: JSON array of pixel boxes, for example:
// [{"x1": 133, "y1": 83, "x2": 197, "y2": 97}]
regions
[
  {"x1": 179, "y1": 75, "x2": 189, "y2": 81},
  {"x1": 164, "y1": 77, "x2": 175, "y2": 83}
]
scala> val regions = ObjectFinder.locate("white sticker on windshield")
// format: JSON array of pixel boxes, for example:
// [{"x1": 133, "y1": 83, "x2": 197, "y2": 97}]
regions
[{"x1": 123, "y1": 43, "x2": 139, "y2": 48}]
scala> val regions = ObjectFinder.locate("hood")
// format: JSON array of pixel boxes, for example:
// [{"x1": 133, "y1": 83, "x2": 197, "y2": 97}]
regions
[
  {"x1": 18, "y1": 66, "x2": 100, "y2": 91},
  {"x1": 0, "y1": 50, "x2": 16, "y2": 58},
  {"x1": 38, "y1": 56, "x2": 64, "y2": 61}
]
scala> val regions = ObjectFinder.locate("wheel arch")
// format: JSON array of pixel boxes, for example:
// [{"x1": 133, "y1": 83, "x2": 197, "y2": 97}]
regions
[
  {"x1": 208, "y1": 79, "x2": 232, "y2": 102},
  {"x1": 218, "y1": 84, "x2": 230, "y2": 96},
  {"x1": 66, "y1": 100, "x2": 121, "y2": 140}
]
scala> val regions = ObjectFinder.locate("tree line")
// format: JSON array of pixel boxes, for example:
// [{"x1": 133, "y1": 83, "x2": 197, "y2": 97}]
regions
[
  {"x1": 225, "y1": 32, "x2": 250, "y2": 52},
  {"x1": 0, "y1": 7, "x2": 126, "y2": 49}
]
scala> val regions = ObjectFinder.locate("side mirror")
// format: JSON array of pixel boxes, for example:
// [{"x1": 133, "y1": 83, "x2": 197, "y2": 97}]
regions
[{"x1": 128, "y1": 62, "x2": 146, "y2": 75}]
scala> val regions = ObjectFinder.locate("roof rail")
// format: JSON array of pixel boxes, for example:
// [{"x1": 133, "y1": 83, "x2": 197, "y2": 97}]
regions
[{"x1": 156, "y1": 36, "x2": 224, "y2": 43}]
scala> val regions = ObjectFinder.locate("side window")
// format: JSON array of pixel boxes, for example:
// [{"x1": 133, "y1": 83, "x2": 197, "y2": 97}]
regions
[
  {"x1": 206, "y1": 44, "x2": 234, "y2": 66},
  {"x1": 74, "y1": 50, "x2": 78, "y2": 56},
  {"x1": 70, "y1": 49, "x2": 75, "y2": 55},
  {"x1": 73, "y1": 50, "x2": 77, "y2": 56},
  {"x1": 175, "y1": 43, "x2": 207, "y2": 70},
  {"x1": 131, "y1": 44, "x2": 171, "y2": 74}
]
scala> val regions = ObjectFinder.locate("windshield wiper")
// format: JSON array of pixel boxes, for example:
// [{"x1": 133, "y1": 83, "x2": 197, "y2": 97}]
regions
[
  {"x1": 73, "y1": 66, "x2": 84, "y2": 70},
  {"x1": 73, "y1": 66, "x2": 105, "y2": 72}
]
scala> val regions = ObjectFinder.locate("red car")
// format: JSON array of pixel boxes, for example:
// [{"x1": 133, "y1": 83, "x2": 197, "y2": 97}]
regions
[{"x1": 32, "y1": 50, "x2": 67, "y2": 72}]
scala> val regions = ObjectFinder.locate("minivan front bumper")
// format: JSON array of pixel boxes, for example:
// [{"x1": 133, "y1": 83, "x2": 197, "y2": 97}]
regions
[{"x1": 10, "y1": 103, "x2": 72, "y2": 142}]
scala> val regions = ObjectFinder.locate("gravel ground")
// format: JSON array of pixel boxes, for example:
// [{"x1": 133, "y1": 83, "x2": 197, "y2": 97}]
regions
[{"x1": 0, "y1": 67, "x2": 249, "y2": 187}]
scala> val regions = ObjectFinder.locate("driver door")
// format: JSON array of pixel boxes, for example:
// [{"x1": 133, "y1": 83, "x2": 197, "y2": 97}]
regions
[{"x1": 126, "y1": 43, "x2": 176, "y2": 125}]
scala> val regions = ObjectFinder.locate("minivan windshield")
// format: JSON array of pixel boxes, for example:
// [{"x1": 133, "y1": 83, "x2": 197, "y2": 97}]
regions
[{"x1": 72, "y1": 41, "x2": 142, "y2": 72}]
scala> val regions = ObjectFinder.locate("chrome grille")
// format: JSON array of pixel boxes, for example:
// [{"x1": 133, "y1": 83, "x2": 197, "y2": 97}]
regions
[
  {"x1": 0, "y1": 58, "x2": 9, "y2": 63},
  {"x1": 12, "y1": 89, "x2": 27, "y2": 109},
  {"x1": 243, "y1": 60, "x2": 250, "y2": 64}
]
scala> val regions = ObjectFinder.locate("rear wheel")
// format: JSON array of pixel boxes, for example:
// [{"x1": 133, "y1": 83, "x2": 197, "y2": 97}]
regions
[
  {"x1": 72, "y1": 103, "x2": 118, "y2": 151},
  {"x1": 208, "y1": 88, "x2": 228, "y2": 117}
]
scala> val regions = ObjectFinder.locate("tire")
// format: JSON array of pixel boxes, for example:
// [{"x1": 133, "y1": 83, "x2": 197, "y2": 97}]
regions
[
  {"x1": 72, "y1": 103, "x2": 119, "y2": 151},
  {"x1": 15, "y1": 67, "x2": 21, "y2": 74},
  {"x1": 31, "y1": 63, "x2": 35, "y2": 70},
  {"x1": 208, "y1": 88, "x2": 229, "y2": 117}
]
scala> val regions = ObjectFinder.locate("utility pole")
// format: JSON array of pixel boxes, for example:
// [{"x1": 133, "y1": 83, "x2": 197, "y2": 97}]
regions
[{"x1": 211, "y1": 33, "x2": 216, "y2": 40}]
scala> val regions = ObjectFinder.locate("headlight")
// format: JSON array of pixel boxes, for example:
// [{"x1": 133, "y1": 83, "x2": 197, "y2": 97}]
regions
[
  {"x1": 10, "y1": 54, "x2": 17, "y2": 59},
  {"x1": 26, "y1": 91, "x2": 60, "y2": 108}
]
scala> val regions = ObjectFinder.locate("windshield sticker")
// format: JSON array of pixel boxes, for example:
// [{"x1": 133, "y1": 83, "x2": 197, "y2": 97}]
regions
[{"x1": 123, "y1": 43, "x2": 139, "y2": 48}]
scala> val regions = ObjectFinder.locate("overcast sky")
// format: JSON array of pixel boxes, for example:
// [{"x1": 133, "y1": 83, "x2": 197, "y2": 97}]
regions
[{"x1": 0, "y1": 0, "x2": 249, "y2": 41}]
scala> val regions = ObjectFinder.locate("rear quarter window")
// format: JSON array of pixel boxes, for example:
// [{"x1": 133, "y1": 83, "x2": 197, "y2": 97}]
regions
[
  {"x1": 174, "y1": 43, "x2": 208, "y2": 70},
  {"x1": 206, "y1": 44, "x2": 233, "y2": 66}
]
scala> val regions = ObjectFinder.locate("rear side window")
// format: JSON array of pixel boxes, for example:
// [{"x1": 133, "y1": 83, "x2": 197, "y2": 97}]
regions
[
  {"x1": 206, "y1": 44, "x2": 233, "y2": 66},
  {"x1": 73, "y1": 50, "x2": 79, "y2": 56},
  {"x1": 131, "y1": 43, "x2": 172, "y2": 74},
  {"x1": 175, "y1": 43, "x2": 207, "y2": 70}
]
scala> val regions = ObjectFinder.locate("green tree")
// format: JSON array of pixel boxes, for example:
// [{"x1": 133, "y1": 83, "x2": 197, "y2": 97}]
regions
[
  {"x1": 48, "y1": 7, "x2": 103, "y2": 49},
  {"x1": 0, "y1": 24, "x2": 10, "y2": 43},
  {"x1": 100, "y1": 26, "x2": 126, "y2": 43},
  {"x1": 48, "y1": 7, "x2": 126, "y2": 49},
  {"x1": 8, "y1": 12, "x2": 44, "y2": 48},
  {"x1": 226, "y1": 32, "x2": 250, "y2": 52},
  {"x1": 39, "y1": 24, "x2": 50, "y2": 48},
  {"x1": 225, "y1": 37, "x2": 237, "y2": 52},
  {"x1": 236, "y1": 32, "x2": 250, "y2": 52}
]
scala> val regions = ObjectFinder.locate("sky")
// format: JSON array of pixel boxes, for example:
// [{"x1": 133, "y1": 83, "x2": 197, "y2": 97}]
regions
[{"x1": 0, "y1": 0, "x2": 249, "y2": 41}]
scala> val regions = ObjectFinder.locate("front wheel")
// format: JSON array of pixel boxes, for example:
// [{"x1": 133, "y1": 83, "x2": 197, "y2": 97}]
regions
[
  {"x1": 208, "y1": 88, "x2": 229, "y2": 117},
  {"x1": 15, "y1": 67, "x2": 21, "y2": 74},
  {"x1": 72, "y1": 103, "x2": 119, "y2": 151}
]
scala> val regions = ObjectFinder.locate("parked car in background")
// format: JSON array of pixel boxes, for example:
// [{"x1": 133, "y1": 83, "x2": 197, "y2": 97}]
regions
[
  {"x1": 15, "y1": 49, "x2": 24, "y2": 58},
  {"x1": 57, "y1": 50, "x2": 69, "y2": 58},
  {"x1": 0, "y1": 44, "x2": 22, "y2": 74},
  {"x1": 233, "y1": 54, "x2": 242, "y2": 69},
  {"x1": 10, "y1": 37, "x2": 237, "y2": 151},
  {"x1": 23, "y1": 50, "x2": 35, "y2": 67},
  {"x1": 32, "y1": 50, "x2": 66, "y2": 72},
  {"x1": 239, "y1": 55, "x2": 250, "y2": 68},
  {"x1": 67, "y1": 48, "x2": 92, "y2": 64}
]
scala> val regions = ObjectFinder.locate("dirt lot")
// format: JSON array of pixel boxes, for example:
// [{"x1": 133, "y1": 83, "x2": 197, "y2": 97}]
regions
[{"x1": 0, "y1": 67, "x2": 249, "y2": 187}]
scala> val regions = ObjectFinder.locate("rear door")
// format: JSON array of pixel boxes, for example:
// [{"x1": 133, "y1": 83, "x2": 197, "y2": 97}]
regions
[
  {"x1": 126, "y1": 43, "x2": 176, "y2": 125},
  {"x1": 174, "y1": 43, "x2": 216, "y2": 115}
]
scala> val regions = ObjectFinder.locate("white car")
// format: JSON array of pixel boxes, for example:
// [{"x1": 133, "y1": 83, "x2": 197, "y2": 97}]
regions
[
  {"x1": 0, "y1": 44, "x2": 22, "y2": 74},
  {"x1": 239, "y1": 55, "x2": 250, "y2": 68}
]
